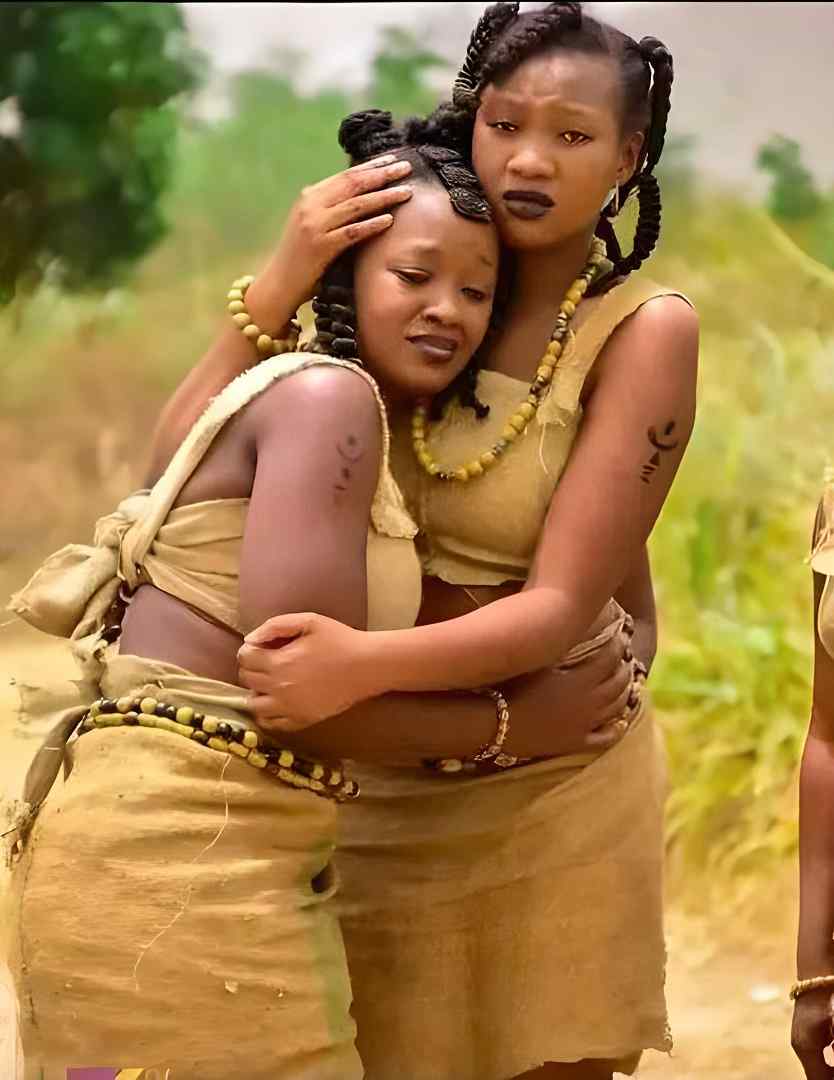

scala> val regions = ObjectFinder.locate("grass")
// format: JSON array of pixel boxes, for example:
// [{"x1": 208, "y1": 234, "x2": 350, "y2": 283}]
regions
[{"x1": 2, "y1": 106, "x2": 833, "y2": 884}]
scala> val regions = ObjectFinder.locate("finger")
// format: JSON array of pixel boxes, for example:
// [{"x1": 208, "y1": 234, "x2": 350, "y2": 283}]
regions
[
  {"x1": 582, "y1": 721, "x2": 628, "y2": 751},
  {"x1": 238, "y1": 667, "x2": 276, "y2": 694},
  {"x1": 247, "y1": 694, "x2": 302, "y2": 730},
  {"x1": 349, "y1": 153, "x2": 399, "y2": 172},
  {"x1": 324, "y1": 185, "x2": 412, "y2": 231},
  {"x1": 328, "y1": 213, "x2": 396, "y2": 252},
  {"x1": 590, "y1": 663, "x2": 633, "y2": 722},
  {"x1": 244, "y1": 613, "x2": 312, "y2": 645},
  {"x1": 322, "y1": 159, "x2": 412, "y2": 207},
  {"x1": 248, "y1": 704, "x2": 306, "y2": 734},
  {"x1": 237, "y1": 643, "x2": 283, "y2": 673}
]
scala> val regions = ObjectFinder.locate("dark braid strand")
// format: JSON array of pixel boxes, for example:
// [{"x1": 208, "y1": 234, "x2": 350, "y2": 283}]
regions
[
  {"x1": 464, "y1": 4, "x2": 674, "y2": 285},
  {"x1": 453, "y1": 2, "x2": 520, "y2": 110},
  {"x1": 309, "y1": 107, "x2": 501, "y2": 397}
]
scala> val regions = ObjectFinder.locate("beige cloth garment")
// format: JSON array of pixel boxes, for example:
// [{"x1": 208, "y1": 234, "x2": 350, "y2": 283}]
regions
[
  {"x1": 5, "y1": 350, "x2": 422, "y2": 1079},
  {"x1": 9, "y1": 351, "x2": 421, "y2": 824},
  {"x1": 8, "y1": 656, "x2": 362, "y2": 1080},
  {"x1": 338, "y1": 273, "x2": 689, "y2": 1078}
]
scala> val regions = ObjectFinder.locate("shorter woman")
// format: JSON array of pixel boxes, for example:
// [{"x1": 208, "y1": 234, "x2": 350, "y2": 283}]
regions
[
  {"x1": 793, "y1": 482, "x2": 834, "y2": 1080},
  {"x1": 5, "y1": 114, "x2": 513, "y2": 1080}
]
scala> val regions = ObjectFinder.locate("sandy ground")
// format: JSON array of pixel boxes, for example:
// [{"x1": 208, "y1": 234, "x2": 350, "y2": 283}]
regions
[{"x1": 0, "y1": 621, "x2": 807, "y2": 1079}]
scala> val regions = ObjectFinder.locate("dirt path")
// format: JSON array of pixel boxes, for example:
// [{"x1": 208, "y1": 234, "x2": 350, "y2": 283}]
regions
[{"x1": 0, "y1": 623, "x2": 806, "y2": 1078}]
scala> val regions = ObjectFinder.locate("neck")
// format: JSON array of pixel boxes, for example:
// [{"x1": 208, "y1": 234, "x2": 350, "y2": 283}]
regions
[{"x1": 513, "y1": 226, "x2": 598, "y2": 313}]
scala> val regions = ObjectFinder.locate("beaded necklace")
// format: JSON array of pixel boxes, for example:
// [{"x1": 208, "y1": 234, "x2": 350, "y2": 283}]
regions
[{"x1": 411, "y1": 237, "x2": 607, "y2": 482}]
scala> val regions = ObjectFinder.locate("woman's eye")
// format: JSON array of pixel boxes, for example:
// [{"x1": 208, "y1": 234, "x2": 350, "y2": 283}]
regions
[
  {"x1": 489, "y1": 120, "x2": 517, "y2": 133},
  {"x1": 561, "y1": 130, "x2": 590, "y2": 146},
  {"x1": 394, "y1": 270, "x2": 427, "y2": 285},
  {"x1": 463, "y1": 288, "x2": 488, "y2": 303}
]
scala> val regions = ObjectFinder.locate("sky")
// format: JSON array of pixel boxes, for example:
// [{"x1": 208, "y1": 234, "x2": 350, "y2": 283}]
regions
[{"x1": 181, "y1": 2, "x2": 834, "y2": 191}]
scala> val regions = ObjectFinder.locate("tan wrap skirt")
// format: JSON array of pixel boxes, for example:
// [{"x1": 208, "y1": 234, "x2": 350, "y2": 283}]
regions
[
  {"x1": 7, "y1": 654, "x2": 362, "y2": 1080},
  {"x1": 337, "y1": 702, "x2": 671, "y2": 1080}
]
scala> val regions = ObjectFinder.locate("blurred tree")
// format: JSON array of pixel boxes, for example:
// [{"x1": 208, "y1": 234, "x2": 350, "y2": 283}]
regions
[
  {"x1": 756, "y1": 134, "x2": 821, "y2": 221},
  {"x1": 367, "y1": 27, "x2": 448, "y2": 118},
  {"x1": 0, "y1": 2, "x2": 201, "y2": 305}
]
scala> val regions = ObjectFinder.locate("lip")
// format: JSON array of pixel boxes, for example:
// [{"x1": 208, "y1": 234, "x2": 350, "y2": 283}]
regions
[
  {"x1": 503, "y1": 190, "x2": 554, "y2": 220},
  {"x1": 406, "y1": 334, "x2": 459, "y2": 362}
]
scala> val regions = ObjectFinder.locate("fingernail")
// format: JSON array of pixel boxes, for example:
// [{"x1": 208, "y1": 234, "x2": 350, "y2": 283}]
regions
[{"x1": 390, "y1": 160, "x2": 411, "y2": 174}]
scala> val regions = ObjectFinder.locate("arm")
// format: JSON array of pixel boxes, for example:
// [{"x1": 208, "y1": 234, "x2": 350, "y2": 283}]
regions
[
  {"x1": 238, "y1": 366, "x2": 382, "y2": 634},
  {"x1": 145, "y1": 156, "x2": 413, "y2": 483},
  {"x1": 614, "y1": 545, "x2": 657, "y2": 674},
  {"x1": 243, "y1": 616, "x2": 635, "y2": 765},
  {"x1": 250, "y1": 295, "x2": 697, "y2": 715},
  {"x1": 792, "y1": 567, "x2": 834, "y2": 1079}
]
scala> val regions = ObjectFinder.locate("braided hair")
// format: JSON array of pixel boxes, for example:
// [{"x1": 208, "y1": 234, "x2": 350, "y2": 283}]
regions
[
  {"x1": 310, "y1": 108, "x2": 507, "y2": 418},
  {"x1": 437, "y1": 2, "x2": 674, "y2": 291}
]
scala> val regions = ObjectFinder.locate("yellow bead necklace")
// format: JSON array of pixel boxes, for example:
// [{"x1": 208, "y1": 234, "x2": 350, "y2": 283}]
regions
[{"x1": 412, "y1": 237, "x2": 607, "y2": 482}]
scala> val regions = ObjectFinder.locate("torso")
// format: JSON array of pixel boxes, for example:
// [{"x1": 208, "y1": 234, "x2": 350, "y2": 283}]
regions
[{"x1": 119, "y1": 383, "x2": 287, "y2": 684}]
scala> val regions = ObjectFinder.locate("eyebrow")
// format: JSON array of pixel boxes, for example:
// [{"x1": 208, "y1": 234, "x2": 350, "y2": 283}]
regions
[
  {"x1": 395, "y1": 242, "x2": 497, "y2": 270},
  {"x1": 487, "y1": 90, "x2": 600, "y2": 120}
]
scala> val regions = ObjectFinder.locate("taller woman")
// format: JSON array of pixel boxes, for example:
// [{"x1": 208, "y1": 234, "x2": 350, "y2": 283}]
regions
[{"x1": 153, "y1": 4, "x2": 699, "y2": 1078}]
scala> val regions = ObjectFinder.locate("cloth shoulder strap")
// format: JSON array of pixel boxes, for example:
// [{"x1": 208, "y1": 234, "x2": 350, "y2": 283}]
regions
[{"x1": 538, "y1": 275, "x2": 693, "y2": 427}]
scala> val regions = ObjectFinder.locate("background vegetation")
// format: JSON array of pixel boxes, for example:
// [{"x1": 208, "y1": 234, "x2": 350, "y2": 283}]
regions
[{"x1": 2, "y1": 2, "x2": 834, "y2": 887}]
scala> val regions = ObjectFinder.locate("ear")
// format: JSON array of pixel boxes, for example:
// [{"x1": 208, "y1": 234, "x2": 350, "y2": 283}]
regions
[{"x1": 618, "y1": 131, "x2": 645, "y2": 185}]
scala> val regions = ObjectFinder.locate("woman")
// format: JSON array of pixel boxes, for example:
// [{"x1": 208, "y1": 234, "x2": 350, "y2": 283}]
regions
[
  {"x1": 7, "y1": 116, "x2": 623, "y2": 1080},
  {"x1": 792, "y1": 485, "x2": 834, "y2": 1080},
  {"x1": 149, "y1": 4, "x2": 697, "y2": 1077}
]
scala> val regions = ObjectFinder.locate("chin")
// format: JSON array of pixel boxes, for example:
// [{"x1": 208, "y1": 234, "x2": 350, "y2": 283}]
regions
[{"x1": 496, "y1": 216, "x2": 566, "y2": 252}]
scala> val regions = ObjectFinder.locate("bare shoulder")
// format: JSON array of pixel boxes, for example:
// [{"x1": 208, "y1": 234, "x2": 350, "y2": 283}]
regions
[
  {"x1": 618, "y1": 293, "x2": 699, "y2": 352},
  {"x1": 595, "y1": 292, "x2": 699, "y2": 388},
  {"x1": 244, "y1": 362, "x2": 383, "y2": 444}
]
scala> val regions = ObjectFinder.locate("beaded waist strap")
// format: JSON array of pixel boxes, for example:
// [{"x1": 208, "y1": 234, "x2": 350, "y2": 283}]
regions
[{"x1": 79, "y1": 697, "x2": 359, "y2": 802}]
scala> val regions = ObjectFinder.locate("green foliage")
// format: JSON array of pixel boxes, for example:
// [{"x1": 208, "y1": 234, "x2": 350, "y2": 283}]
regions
[
  {"x1": 170, "y1": 73, "x2": 351, "y2": 261},
  {"x1": 0, "y1": 2, "x2": 202, "y2": 304},
  {"x1": 367, "y1": 28, "x2": 448, "y2": 118},
  {"x1": 757, "y1": 134, "x2": 821, "y2": 221},
  {"x1": 3, "y1": 26, "x2": 834, "y2": 888}
]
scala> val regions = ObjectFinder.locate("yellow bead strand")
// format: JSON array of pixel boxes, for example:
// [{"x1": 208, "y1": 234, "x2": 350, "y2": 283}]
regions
[
  {"x1": 412, "y1": 237, "x2": 607, "y2": 482},
  {"x1": 227, "y1": 275, "x2": 300, "y2": 357}
]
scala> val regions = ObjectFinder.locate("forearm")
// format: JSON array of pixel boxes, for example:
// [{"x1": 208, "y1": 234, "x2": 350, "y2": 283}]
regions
[
  {"x1": 145, "y1": 258, "x2": 302, "y2": 483},
  {"x1": 282, "y1": 663, "x2": 570, "y2": 766},
  {"x1": 367, "y1": 587, "x2": 591, "y2": 695},
  {"x1": 797, "y1": 728, "x2": 834, "y2": 976}
]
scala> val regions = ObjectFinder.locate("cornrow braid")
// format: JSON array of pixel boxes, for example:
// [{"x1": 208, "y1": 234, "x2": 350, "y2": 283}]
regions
[
  {"x1": 458, "y1": 3, "x2": 674, "y2": 290},
  {"x1": 308, "y1": 108, "x2": 502, "y2": 419},
  {"x1": 453, "y1": 2, "x2": 520, "y2": 111}
]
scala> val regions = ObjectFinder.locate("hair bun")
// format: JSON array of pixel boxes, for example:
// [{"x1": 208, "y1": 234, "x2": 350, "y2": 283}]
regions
[
  {"x1": 639, "y1": 36, "x2": 673, "y2": 71},
  {"x1": 403, "y1": 104, "x2": 473, "y2": 163},
  {"x1": 545, "y1": 2, "x2": 582, "y2": 30},
  {"x1": 338, "y1": 109, "x2": 399, "y2": 162}
]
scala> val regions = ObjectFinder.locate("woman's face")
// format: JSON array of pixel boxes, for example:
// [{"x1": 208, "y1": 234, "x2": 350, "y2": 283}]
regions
[
  {"x1": 472, "y1": 50, "x2": 644, "y2": 252},
  {"x1": 353, "y1": 184, "x2": 499, "y2": 402}
]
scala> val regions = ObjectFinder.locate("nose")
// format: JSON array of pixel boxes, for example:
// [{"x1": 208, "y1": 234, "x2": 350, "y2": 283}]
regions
[
  {"x1": 422, "y1": 287, "x2": 463, "y2": 329},
  {"x1": 507, "y1": 143, "x2": 555, "y2": 182}
]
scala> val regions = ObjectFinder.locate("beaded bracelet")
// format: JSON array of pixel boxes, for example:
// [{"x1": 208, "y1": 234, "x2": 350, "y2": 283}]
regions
[
  {"x1": 790, "y1": 975, "x2": 834, "y2": 1000},
  {"x1": 79, "y1": 696, "x2": 358, "y2": 802},
  {"x1": 425, "y1": 687, "x2": 531, "y2": 775},
  {"x1": 227, "y1": 275, "x2": 300, "y2": 358}
]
